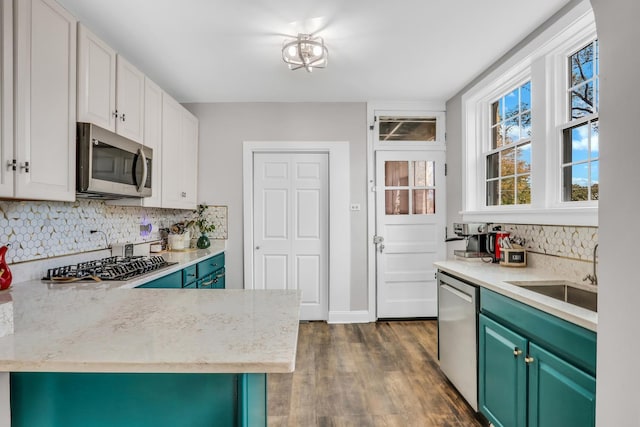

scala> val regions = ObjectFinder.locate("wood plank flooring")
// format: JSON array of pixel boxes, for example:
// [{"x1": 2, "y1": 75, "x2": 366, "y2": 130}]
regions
[{"x1": 268, "y1": 320, "x2": 487, "y2": 427}]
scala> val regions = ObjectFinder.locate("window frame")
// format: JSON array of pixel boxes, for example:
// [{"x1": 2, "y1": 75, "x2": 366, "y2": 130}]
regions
[
  {"x1": 461, "y1": 2, "x2": 598, "y2": 226},
  {"x1": 485, "y1": 79, "x2": 533, "y2": 207},
  {"x1": 558, "y1": 38, "x2": 600, "y2": 205}
]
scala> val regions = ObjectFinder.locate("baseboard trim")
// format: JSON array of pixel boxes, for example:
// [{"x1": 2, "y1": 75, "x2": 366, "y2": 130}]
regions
[{"x1": 327, "y1": 310, "x2": 372, "y2": 324}]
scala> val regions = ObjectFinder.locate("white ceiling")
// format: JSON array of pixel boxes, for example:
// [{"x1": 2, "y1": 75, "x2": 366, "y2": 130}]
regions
[{"x1": 57, "y1": 0, "x2": 572, "y2": 103}]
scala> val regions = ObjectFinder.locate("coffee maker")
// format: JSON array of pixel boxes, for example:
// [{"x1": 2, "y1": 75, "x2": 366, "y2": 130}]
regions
[{"x1": 452, "y1": 223, "x2": 491, "y2": 258}]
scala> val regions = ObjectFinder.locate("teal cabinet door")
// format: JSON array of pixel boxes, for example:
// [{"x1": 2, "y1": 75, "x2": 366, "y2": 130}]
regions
[
  {"x1": 479, "y1": 314, "x2": 528, "y2": 427},
  {"x1": 198, "y1": 252, "x2": 225, "y2": 278},
  {"x1": 528, "y1": 342, "x2": 596, "y2": 427},
  {"x1": 136, "y1": 270, "x2": 182, "y2": 288}
]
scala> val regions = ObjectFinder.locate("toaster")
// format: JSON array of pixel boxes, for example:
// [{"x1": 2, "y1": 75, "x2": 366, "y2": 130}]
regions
[{"x1": 500, "y1": 247, "x2": 527, "y2": 267}]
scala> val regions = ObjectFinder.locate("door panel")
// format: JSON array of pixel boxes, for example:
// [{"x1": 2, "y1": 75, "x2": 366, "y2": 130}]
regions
[
  {"x1": 263, "y1": 255, "x2": 287, "y2": 290},
  {"x1": 376, "y1": 151, "x2": 445, "y2": 317},
  {"x1": 253, "y1": 152, "x2": 328, "y2": 320},
  {"x1": 264, "y1": 189, "x2": 288, "y2": 238}
]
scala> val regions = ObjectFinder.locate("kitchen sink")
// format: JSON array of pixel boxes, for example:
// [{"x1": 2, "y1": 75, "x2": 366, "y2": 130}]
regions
[{"x1": 506, "y1": 280, "x2": 598, "y2": 312}]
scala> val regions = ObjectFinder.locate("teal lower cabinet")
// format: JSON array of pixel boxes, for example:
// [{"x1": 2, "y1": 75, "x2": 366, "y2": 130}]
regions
[
  {"x1": 479, "y1": 288, "x2": 596, "y2": 427},
  {"x1": 199, "y1": 269, "x2": 225, "y2": 289},
  {"x1": 10, "y1": 372, "x2": 266, "y2": 427},
  {"x1": 479, "y1": 314, "x2": 527, "y2": 427},
  {"x1": 136, "y1": 252, "x2": 225, "y2": 289},
  {"x1": 528, "y1": 343, "x2": 596, "y2": 427},
  {"x1": 136, "y1": 270, "x2": 182, "y2": 288}
]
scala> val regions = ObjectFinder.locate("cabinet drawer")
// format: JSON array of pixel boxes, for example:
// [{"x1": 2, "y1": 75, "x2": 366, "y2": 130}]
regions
[
  {"x1": 182, "y1": 265, "x2": 197, "y2": 285},
  {"x1": 481, "y1": 288, "x2": 597, "y2": 375},
  {"x1": 197, "y1": 253, "x2": 225, "y2": 278},
  {"x1": 198, "y1": 269, "x2": 225, "y2": 289},
  {"x1": 137, "y1": 270, "x2": 182, "y2": 288}
]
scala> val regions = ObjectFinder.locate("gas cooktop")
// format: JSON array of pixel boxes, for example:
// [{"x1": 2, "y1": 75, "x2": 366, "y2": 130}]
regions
[{"x1": 43, "y1": 256, "x2": 178, "y2": 282}]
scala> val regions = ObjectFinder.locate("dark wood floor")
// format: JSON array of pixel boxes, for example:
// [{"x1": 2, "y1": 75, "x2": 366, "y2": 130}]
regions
[{"x1": 268, "y1": 320, "x2": 486, "y2": 427}]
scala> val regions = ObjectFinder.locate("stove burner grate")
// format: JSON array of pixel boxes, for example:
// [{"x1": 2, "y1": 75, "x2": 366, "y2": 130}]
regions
[{"x1": 43, "y1": 256, "x2": 177, "y2": 282}]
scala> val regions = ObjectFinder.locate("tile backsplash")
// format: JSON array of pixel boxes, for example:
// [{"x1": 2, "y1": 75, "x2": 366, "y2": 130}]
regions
[
  {"x1": 0, "y1": 200, "x2": 228, "y2": 264},
  {"x1": 502, "y1": 224, "x2": 598, "y2": 261}
]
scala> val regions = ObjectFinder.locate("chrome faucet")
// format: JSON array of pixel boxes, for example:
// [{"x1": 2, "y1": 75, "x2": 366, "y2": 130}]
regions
[{"x1": 583, "y1": 243, "x2": 598, "y2": 286}]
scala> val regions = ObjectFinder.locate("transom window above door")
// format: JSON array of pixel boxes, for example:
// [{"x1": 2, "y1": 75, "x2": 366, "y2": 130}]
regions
[
  {"x1": 384, "y1": 160, "x2": 436, "y2": 215},
  {"x1": 379, "y1": 116, "x2": 437, "y2": 142}
]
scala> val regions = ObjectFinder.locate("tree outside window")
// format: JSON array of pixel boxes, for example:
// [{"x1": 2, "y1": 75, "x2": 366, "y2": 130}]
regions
[
  {"x1": 486, "y1": 81, "x2": 532, "y2": 206},
  {"x1": 562, "y1": 40, "x2": 599, "y2": 202}
]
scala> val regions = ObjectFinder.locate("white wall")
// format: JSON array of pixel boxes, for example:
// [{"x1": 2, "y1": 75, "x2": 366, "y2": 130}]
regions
[
  {"x1": 184, "y1": 102, "x2": 369, "y2": 311},
  {"x1": 590, "y1": 0, "x2": 640, "y2": 424}
]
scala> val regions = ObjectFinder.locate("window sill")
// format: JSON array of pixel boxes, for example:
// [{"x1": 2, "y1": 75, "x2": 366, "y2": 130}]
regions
[{"x1": 461, "y1": 206, "x2": 597, "y2": 226}]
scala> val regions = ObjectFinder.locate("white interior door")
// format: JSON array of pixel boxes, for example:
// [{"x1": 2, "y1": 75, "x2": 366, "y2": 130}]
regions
[
  {"x1": 375, "y1": 150, "x2": 446, "y2": 318},
  {"x1": 253, "y1": 152, "x2": 328, "y2": 320}
]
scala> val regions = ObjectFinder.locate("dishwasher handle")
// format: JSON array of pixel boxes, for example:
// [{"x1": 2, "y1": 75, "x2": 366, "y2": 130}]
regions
[{"x1": 440, "y1": 283, "x2": 474, "y2": 303}]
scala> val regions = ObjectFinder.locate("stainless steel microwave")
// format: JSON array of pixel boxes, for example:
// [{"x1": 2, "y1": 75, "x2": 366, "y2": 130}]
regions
[{"x1": 76, "y1": 122, "x2": 152, "y2": 199}]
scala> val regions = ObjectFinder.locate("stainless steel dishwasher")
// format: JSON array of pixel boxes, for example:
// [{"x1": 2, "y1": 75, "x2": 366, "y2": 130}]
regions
[{"x1": 437, "y1": 271, "x2": 479, "y2": 411}]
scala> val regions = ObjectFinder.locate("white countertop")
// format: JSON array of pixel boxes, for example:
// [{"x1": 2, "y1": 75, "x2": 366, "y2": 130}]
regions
[
  {"x1": 0, "y1": 244, "x2": 301, "y2": 374},
  {"x1": 434, "y1": 260, "x2": 597, "y2": 332}
]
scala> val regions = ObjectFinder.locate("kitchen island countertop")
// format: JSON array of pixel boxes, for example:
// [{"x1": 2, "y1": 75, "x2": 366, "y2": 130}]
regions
[
  {"x1": 0, "y1": 281, "x2": 300, "y2": 373},
  {"x1": 434, "y1": 260, "x2": 597, "y2": 332}
]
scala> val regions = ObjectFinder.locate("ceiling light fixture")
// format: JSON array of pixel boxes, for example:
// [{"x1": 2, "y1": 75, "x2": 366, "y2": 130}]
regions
[{"x1": 282, "y1": 33, "x2": 328, "y2": 73}]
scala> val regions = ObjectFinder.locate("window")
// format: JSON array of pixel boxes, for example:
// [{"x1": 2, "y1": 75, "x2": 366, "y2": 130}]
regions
[
  {"x1": 384, "y1": 160, "x2": 436, "y2": 215},
  {"x1": 562, "y1": 40, "x2": 599, "y2": 202},
  {"x1": 485, "y1": 81, "x2": 532, "y2": 206},
  {"x1": 378, "y1": 116, "x2": 437, "y2": 142},
  {"x1": 460, "y1": 3, "x2": 597, "y2": 226}
]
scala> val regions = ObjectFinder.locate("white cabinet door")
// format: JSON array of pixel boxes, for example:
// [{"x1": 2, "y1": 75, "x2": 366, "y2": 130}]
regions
[
  {"x1": 77, "y1": 25, "x2": 144, "y2": 143},
  {"x1": 115, "y1": 55, "x2": 144, "y2": 143},
  {"x1": 14, "y1": 0, "x2": 76, "y2": 201},
  {"x1": 0, "y1": 0, "x2": 13, "y2": 198},
  {"x1": 142, "y1": 78, "x2": 162, "y2": 207},
  {"x1": 161, "y1": 94, "x2": 184, "y2": 208},
  {"x1": 77, "y1": 23, "x2": 116, "y2": 131},
  {"x1": 181, "y1": 109, "x2": 198, "y2": 207},
  {"x1": 161, "y1": 94, "x2": 198, "y2": 210}
]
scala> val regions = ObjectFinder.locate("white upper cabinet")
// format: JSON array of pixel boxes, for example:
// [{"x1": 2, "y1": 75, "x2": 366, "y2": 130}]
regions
[
  {"x1": 13, "y1": 0, "x2": 76, "y2": 201},
  {"x1": 141, "y1": 77, "x2": 163, "y2": 207},
  {"x1": 77, "y1": 24, "x2": 144, "y2": 143},
  {"x1": 162, "y1": 94, "x2": 198, "y2": 210},
  {"x1": 0, "y1": 0, "x2": 13, "y2": 198},
  {"x1": 77, "y1": 24, "x2": 115, "y2": 132},
  {"x1": 114, "y1": 55, "x2": 144, "y2": 142}
]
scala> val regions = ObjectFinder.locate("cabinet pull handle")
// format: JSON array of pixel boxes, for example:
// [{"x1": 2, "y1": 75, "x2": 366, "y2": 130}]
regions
[
  {"x1": 7, "y1": 160, "x2": 15, "y2": 171},
  {"x1": 20, "y1": 161, "x2": 29, "y2": 173},
  {"x1": 121, "y1": 113, "x2": 126, "y2": 122},
  {"x1": 513, "y1": 348, "x2": 523, "y2": 357},
  {"x1": 113, "y1": 110, "x2": 119, "y2": 119},
  {"x1": 201, "y1": 279, "x2": 214, "y2": 287},
  {"x1": 525, "y1": 356, "x2": 535, "y2": 364},
  {"x1": 181, "y1": 192, "x2": 187, "y2": 198}
]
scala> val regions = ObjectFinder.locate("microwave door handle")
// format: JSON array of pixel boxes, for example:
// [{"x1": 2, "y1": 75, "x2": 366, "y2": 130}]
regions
[{"x1": 136, "y1": 147, "x2": 147, "y2": 193}]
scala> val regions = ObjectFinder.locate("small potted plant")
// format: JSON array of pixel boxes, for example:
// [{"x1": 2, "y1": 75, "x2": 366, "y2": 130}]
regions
[{"x1": 186, "y1": 204, "x2": 216, "y2": 249}]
